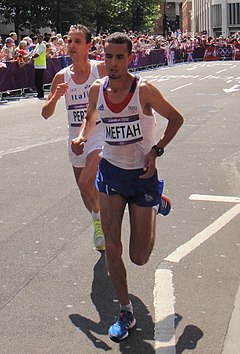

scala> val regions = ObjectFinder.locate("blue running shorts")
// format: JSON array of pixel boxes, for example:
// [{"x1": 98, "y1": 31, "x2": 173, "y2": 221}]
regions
[{"x1": 96, "y1": 158, "x2": 164, "y2": 207}]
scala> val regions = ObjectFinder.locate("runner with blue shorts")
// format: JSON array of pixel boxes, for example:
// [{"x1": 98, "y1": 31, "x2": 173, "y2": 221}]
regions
[{"x1": 72, "y1": 32, "x2": 184, "y2": 342}]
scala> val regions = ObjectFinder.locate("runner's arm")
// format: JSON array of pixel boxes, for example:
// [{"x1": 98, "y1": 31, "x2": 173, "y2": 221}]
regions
[
  {"x1": 41, "y1": 72, "x2": 67, "y2": 119},
  {"x1": 71, "y1": 82, "x2": 99, "y2": 155},
  {"x1": 140, "y1": 81, "x2": 184, "y2": 179},
  {"x1": 140, "y1": 81, "x2": 184, "y2": 149}
]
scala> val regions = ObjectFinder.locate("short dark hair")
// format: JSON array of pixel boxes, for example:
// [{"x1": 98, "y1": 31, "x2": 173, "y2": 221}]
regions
[
  {"x1": 69, "y1": 24, "x2": 92, "y2": 44},
  {"x1": 104, "y1": 32, "x2": 132, "y2": 55}
]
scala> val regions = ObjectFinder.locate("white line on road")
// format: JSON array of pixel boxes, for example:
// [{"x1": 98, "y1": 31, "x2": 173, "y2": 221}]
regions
[
  {"x1": 155, "y1": 201, "x2": 240, "y2": 352},
  {"x1": 164, "y1": 203, "x2": 240, "y2": 263},
  {"x1": 216, "y1": 69, "x2": 228, "y2": 74},
  {"x1": 199, "y1": 75, "x2": 211, "y2": 81},
  {"x1": 189, "y1": 194, "x2": 240, "y2": 203},
  {"x1": 171, "y1": 83, "x2": 192, "y2": 92},
  {"x1": 154, "y1": 269, "x2": 176, "y2": 354},
  {"x1": 0, "y1": 137, "x2": 66, "y2": 158}
]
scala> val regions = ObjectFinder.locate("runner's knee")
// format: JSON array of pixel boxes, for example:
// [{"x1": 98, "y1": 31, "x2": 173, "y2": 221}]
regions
[
  {"x1": 105, "y1": 239, "x2": 122, "y2": 263},
  {"x1": 130, "y1": 251, "x2": 150, "y2": 266}
]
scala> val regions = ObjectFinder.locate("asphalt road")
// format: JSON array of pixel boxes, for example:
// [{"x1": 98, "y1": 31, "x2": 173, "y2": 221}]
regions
[{"x1": 0, "y1": 60, "x2": 239, "y2": 354}]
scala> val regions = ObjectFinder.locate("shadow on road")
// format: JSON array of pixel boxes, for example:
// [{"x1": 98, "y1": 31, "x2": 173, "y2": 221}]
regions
[
  {"x1": 69, "y1": 253, "x2": 203, "y2": 353},
  {"x1": 69, "y1": 252, "x2": 155, "y2": 353},
  {"x1": 176, "y1": 324, "x2": 203, "y2": 354}
]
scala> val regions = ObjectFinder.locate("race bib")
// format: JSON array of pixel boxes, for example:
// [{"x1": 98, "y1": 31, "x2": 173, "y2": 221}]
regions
[
  {"x1": 68, "y1": 103, "x2": 87, "y2": 127},
  {"x1": 102, "y1": 114, "x2": 143, "y2": 146}
]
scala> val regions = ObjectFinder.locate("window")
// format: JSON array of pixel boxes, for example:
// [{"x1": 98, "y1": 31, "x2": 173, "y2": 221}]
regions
[
  {"x1": 212, "y1": 4, "x2": 222, "y2": 27},
  {"x1": 228, "y1": 3, "x2": 240, "y2": 25}
]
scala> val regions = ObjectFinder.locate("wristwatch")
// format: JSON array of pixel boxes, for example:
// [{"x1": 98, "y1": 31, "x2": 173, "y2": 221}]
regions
[{"x1": 151, "y1": 145, "x2": 164, "y2": 157}]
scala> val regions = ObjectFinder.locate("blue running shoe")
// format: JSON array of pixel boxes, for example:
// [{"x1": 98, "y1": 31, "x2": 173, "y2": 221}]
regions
[
  {"x1": 158, "y1": 195, "x2": 171, "y2": 216},
  {"x1": 108, "y1": 310, "x2": 136, "y2": 341}
]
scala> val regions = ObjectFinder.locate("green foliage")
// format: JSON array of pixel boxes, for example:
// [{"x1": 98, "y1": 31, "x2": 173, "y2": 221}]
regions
[
  {"x1": 0, "y1": 0, "x2": 161, "y2": 35},
  {"x1": 0, "y1": 0, "x2": 52, "y2": 33}
]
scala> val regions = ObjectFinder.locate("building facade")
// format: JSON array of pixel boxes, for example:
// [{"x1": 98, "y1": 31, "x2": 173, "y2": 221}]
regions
[
  {"x1": 182, "y1": 0, "x2": 193, "y2": 33},
  {"x1": 192, "y1": 0, "x2": 240, "y2": 37}
]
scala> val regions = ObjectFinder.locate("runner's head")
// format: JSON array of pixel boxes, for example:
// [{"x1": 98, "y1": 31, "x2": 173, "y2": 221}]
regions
[
  {"x1": 69, "y1": 24, "x2": 92, "y2": 44},
  {"x1": 67, "y1": 24, "x2": 92, "y2": 58},
  {"x1": 104, "y1": 32, "x2": 132, "y2": 56},
  {"x1": 104, "y1": 32, "x2": 133, "y2": 79}
]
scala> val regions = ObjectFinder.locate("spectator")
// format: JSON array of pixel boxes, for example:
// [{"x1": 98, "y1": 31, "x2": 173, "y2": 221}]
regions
[
  {"x1": 32, "y1": 34, "x2": 47, "y2": 99},
  {"x1": 1, "y1": 37, "x2": 15, "y2": 61},
  {"x1": 14, "y1": 40, "x2": 32, "y2": 67},
  {"x1": 56, "y1": 38, "x2": 65, "y2": 56},
  {"x1": 46, "y1": 43, "x2": 53, "y2": 58},
  {"x1": 49, "y1": 36, "x2": 58, "y2": 57},
  {"x1": 9, "y1": 32, "x2": 18, "y2": 48},
  {"x1": 63, "y1": 34, "x2": 69, "y2": 55},
  {"x1": 28, "y1": 36, "x2": 38, "y2": 52}
]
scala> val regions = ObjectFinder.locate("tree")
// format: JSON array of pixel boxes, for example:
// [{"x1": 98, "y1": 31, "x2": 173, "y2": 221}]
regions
[
  {"x1": 0, "y1": 0, "x2": 161, "y2": 36},
  {"x1": 0, "y1": 0, "x2": 53, "y2": 35}
]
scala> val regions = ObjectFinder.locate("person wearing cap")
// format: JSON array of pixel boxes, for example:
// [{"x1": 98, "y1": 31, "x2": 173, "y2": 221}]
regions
[
  {"x1": 1, "y1": 37, "x2": 15, "y2": 61},
  {"x1": 32, "y1": 34, "x2": 47, "y2": 99}
]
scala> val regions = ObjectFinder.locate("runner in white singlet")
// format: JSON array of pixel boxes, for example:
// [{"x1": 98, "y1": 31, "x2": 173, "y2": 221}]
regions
[
  {"x1": 42, "y1": 24, "x2": 107, "y2": 251},
  {"x1": 72, "y1": 32, "x2": 184, "y2": 341}
]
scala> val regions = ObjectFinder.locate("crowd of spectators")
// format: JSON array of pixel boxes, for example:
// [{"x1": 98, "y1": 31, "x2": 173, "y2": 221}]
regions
[
  {"x1": 0, "y1": 31, "x2": 69, "y2": 67},
  {"x1": 89, "y1": 30, "x2": 240, "y2": 62},
  {"x1": 1, "y1": 29, "x2": 240, "y2": 67}
]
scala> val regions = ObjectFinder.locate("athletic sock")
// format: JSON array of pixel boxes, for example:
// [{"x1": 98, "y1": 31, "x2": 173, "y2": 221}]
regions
[
  {"x1": 92, "y1": 211, "x2": 100, "y2": 221},
  {"x1": 120, "y1": 301, "x2": 133, "y2": 313}
]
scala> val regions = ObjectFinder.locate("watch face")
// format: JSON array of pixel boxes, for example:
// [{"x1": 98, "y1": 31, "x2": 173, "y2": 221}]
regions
[
  {"x1": 158, "y1": 148, "x2": 164, "y2": 156},
  {"x1": 152, "y1": 145, "x2": 164, "y2": 156}
]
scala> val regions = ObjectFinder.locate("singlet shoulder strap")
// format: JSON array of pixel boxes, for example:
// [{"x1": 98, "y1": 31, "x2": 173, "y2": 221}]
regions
[
  {"x1": 64, "y1": 64, "x2": 72, "y2": 82},
  {"x1": 103, "y1": 74, "x2": 140, "y2": 114},
  {"x1": 103, "y1": 74, "x2": 139, "y2": 92},
  {"x1": 90, "y1": 60, "x2": 100, "y2": 80},
  {"x1": 129, "y1": 74, "x2": 139, "y2": 93}
]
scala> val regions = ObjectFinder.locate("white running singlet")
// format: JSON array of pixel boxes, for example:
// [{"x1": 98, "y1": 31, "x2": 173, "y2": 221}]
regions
[
  {"x1": 97, "y1": 76, "x2": 157, "y2": 169},
  {"x1": 63, "y1": 60, "x2": 103, "y2": 167}
]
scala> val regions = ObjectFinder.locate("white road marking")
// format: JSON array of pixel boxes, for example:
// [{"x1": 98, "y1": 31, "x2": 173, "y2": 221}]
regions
[
  {"x1": 189, "y1": 194, "x2": 240, "y2": 203},
  {"x1": 155, "y1": 200, "x2": 240, "y2": 352},
  {"x1": 216, "y1": 69, "x2": 228, "y2": 74},
  {"x1": 196, "y1": 93, "x2": 218, "y2": 96},
  {"x1": 164, "y1": 203, "x2": 240, "y2": 263},
  {"x1": 171, "y1": 83, "x2": 192, "y2": 92},
  {"x1": 0, "y1": 137, "x2": 66, "y2": 158},
  {"x1": 154, "y1": 269, "x2": 176, "y2": 354},
  {"x1": 223, "y1": 84, "x2": 240, "y2": 93},
  {"x1": 199, "y1": 75, "x2": 211, "y2": 81}
]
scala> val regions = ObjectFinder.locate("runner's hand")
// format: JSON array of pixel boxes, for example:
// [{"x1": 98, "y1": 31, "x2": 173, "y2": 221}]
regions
[
  {"x1": 55, "y1": 82, "x2": 68, "y2": 100},
  {"x1": 139, "y1": 150, "x2": 156, "y2": 179},
  {"x1": 71, "y1": 136, "x2": 85, "y2": 155}
]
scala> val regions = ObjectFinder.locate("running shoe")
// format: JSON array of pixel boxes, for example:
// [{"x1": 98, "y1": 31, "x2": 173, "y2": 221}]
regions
[
  {"x1": 158, "y1": 195, "x2": 172, "y2": 216},
  {"x1": 108, "y1": 310, "x2": 136, "y2": 341},
  {"x1": 93, "y1": 219, "x2": 105, "y2": 251}
]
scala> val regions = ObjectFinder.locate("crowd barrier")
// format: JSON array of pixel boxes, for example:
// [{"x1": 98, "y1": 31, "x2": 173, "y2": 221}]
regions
[{"x1": 1, "y1": 46, "x2": 239, "y2": 95}]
